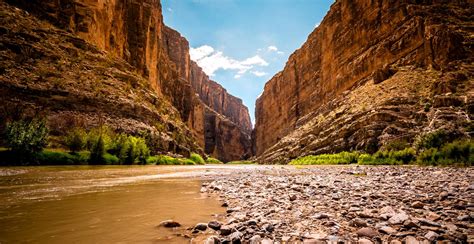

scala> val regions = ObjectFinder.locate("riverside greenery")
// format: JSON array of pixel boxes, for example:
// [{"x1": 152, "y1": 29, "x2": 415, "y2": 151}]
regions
[
  {"x1": 290, "y1": 140, "x2": 473, "y2": 166},
  {"x1": 0, "y1": 119, "x2": 212, "y2": 166}
]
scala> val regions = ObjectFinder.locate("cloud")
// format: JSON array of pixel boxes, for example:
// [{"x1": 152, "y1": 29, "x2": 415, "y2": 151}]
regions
[
  {"x1": 267, "y1": 45, "x2": 278, "y2": 52},
  {"x1": 167, "y1": 7, "x2": 173, "y2": 12},
  {"x1": 190, "y1": 45, "x2": 269, "y2": 77},
  {"x1": 277, "y1": 51, "x2": 284, "y2": 55},
  {"x1": 252, "y1": 71, "x2": 267, "y2": 77},
  {"x1": 190, "y1": 45, "x2": 215, "y2": 61}
]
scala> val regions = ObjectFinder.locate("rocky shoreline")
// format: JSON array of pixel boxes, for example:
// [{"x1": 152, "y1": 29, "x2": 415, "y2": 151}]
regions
[{"x1": 174, "y1": 165, "x2": 473, "y2": 243}]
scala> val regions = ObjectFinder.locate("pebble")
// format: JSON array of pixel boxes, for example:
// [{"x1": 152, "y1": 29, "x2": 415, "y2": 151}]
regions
[
  {"x1": 357, "y1": 227, "x2": 378, "y2": 238},
  {"x1": 158, "y1": 219, "x2": 181, "y2": 228}
]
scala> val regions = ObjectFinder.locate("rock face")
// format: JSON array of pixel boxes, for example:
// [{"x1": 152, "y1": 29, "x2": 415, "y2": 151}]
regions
[
  {"x1": 1, "y1": 0, "x2": 252, "y2": 161},
  {"x1": 255, "y1": 0, "x2": 473, "y2": 163}
]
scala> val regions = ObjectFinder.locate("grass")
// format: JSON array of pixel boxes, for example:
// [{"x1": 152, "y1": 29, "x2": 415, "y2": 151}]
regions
[
  {"x1": 189, "y1": 153, "x2": 205, "y2": 165},
  {"x1": 146, "y1": 155, "x2": 197, "y2": 165}
]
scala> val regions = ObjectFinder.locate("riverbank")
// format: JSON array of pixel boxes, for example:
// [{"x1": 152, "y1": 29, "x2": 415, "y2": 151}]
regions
[{"x1": 195, "y1": 165, "x2": 473, "y2": 243}]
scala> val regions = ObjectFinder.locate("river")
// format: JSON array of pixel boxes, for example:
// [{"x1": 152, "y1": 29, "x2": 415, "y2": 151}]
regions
[{"x1": 0, "y1": 165, "x2": 250, "y2": 243}]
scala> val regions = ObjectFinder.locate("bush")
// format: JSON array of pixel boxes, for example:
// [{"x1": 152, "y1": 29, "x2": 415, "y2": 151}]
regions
[
  {"x1": 103, "y1": 153, "x2": 120, "y2": 165},
  {"x1": 289, "y1": 152, "x2": 359, "y2": 165},
  {"x1": 358, "y1": 148, "x2": 415, "y2": 165},
  {"x1": 89, "y1": 135, "x2": 106, "y2": 165},
  {"x1": 417, "y1": 140, "x2": 473, "y2": 166},
  {"x1": 86, "y1": 126, "x2": 112, "y2": 151},
  {"x1": 64, "y1": 128, "x2": 87, "y2": 153},
  {"x1": 148, "y1": 155, "x2": 197, "y2": 165},
  {"x1": 226, "y1": 161, "x2": 255, "y2": 165},
  {"x1": 4, "y1": 119, "x2": 49, "y2": 163},
  {"x1": 414, "y1": 130, "x2": 448, "y2": 151},
  {"x1": 189, "y1": 153, "x2": 205, "y2": 165},
  {"x1": 37, "y1": 150, "x2": 89, "y2": 165},
  {"x1": 206, "y1": 157, "x2": 222, "y2": 164},
  {"x1": 114, "y1": 135, "x2": 150, "y2": 165}
]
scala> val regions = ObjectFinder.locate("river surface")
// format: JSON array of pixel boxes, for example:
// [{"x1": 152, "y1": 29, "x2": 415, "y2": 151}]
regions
[{"x1": 0, "y1": 165, "x2": 256, "y2": 243}]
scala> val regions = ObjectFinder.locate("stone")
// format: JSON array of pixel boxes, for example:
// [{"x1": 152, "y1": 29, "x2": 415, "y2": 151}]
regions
[
  {"x1": 426, "y1": 212, "x2": 441, "y2": 221},
  {"x1": 358, "y1": 238, "x2": 373, "y2": 244},
  {"x1": 424, "y1": 231, "x2": 439, "y2": 241},
  {"x1": 249, "y1": 235, "x2": 261, "y2": 244},
  {"x1": 289, "y1": 195, "x2": 297, "y2": 201},
  {"x1": 229, "y1": 231, "x2": 243, "y2": 244},
  {"x1": 379, "y1": 226, "x2": 397, "y2": 235},
  {"x1": 350, "y1": 218, "x2": 368, "y2": 227},
  {"x1": 159, "y1": 220, "x2": 181, "y2": 228},
  {"x1": 411, "y1": 201, "x2": 424, "y2": 209},
  {"x1": 208, "y1": 221, "x2": 222, "y2": 231},
  {"x1": 388, "y1": 212, "x2": 409, "y2": 225},
  {"x1": 205, "y1": 236, "x2": 220, "y2": 244},
  {"x1": 220, "y1": 225, "x2": 233, "y2": 236},
  {"x1": 194, "y1": 223, "x2": 208, "y2": 231},
  {"x1": 357, "y1": 227, "x2": 378, "y2": 238},
  {"x1": 262, "y1": 223, "x2": 274, "y2": 232},
  {"x1": 404, "y1": 236, "x2": 420, "y2": 244}
]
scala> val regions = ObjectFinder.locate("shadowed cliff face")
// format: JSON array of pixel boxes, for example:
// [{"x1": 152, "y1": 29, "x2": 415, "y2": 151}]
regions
[
  {"x1": 255, "y1": 0, "x2": 473, "y2": 163},
  {"x1": 2, "y1": 0, "x2": 252, "y2": 161}
]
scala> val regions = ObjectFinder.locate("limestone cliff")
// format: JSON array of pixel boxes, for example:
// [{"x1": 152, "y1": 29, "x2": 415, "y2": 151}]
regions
[
  {"x1": 255, "y1": 0, "x2": 473, "y2": 163},
  {"x1": 1, "y1": 0, "x2": 252, "y2": 161}
]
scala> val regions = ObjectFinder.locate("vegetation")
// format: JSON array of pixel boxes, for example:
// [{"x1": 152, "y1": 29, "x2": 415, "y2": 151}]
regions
[
  {"x1": 417, "y1": 140, "x2": 473, "y2": 166},
  {"x1": 226, "y1": 161, "x2": 255, "y2": 165},
  {"x1": 358, "y1": 148, "x2": 416, "y2": 165},
  {"x1": 206, "y1": 157, "x2": 223, "y2": 164},
  {"x1": 289, "y1": 152, "x2": 359, "y2": 165},
  {"x1": 4, "y1": 119, "x2": 49, "y2": 163},
  {"x1": 64, "y1": 128, "x2": 87, "y2": 153},
  {"x1": 146, "y1": 155, "x2": 196, "y2": 165},
  {"x1": 414, "y1": 130, "x2": 449, "y2": 151},
  {"x1": 189, "y1": 153, "x2": 205, "y2": 165}
]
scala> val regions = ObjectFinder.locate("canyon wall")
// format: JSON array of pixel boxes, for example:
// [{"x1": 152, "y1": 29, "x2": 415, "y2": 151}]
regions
[
  {"x1": 255, "y1": 0, "x2": 473, "y2": 163},
  {"x1": 1, "y1": 0, "x2": 252, "y2": 161}
]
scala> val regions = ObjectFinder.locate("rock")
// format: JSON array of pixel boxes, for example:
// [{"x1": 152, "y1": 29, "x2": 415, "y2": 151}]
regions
[
  {"x1": 261, "y1": 238, "x2": 274, "y2": 244},
  {"x1": 379, "y1": 226, "x2": 397, "y2": 235},
  {"x1": 205, "y1": 236, "x2": 220, "y2": 244},
  {"x1": 411, "y1": 201, "x2": 424, "y2": 209},
  {"x1": 424, "y1": 231, "x2": 439, "y2": 241},
  {"x1": 262, "y1": 223, "x2": 274, "y2": 232},
  {"x1": 426, "y1": 212, "x2": 441, "y2": 221},
  {"x1": 246, "y1": 219, "x2": 258, "y2": 226},
  {"x1": 220, "y1": 225, "x2": 233, "y2": 236},
  {"x1": 418, "y1": 218, "x2": 441, "y2": 227},
  {"x1": 358, "y1": 238, "x2": 373, "y2": 244},
  {"x1": 403, "y1": 220, "x2": 419, "y2": 229},
  {"x1": 388, "y1": 212, "x2": 409, "y2": 225},
  {"x1": 404, "y1": 236, "x2": 420, "y2": 244},
  {"x1": 208, "y1": 221, "x2": 222, "y2": 231},
  {"x1": 159, "y1": 220, "x2": 181, "y2": 228},
  {"x1": 390, "y1": 240, "x2": 402, "y2": 244},
  {"x1": 357, "y1": 227, "x2": 378, "y2": 238},
  {"x1": 289, "y1": 195, "x2": 297, "y2": 201},
  {"x1": 229, "y1": 231, "x2": 243, "y2": 244},
  {"x1": 312, "y1": 213, "x2": 330, "y2": 219},
  {"x1": 194, "y1": 223, "x2": 208, "y2": 231},
  {"x1": 439, "y1": 191, "x2": 449, "y2": 200},
  {"x1": 249, "y1": 235, "x2": 262, "y2": 244},
  {"x1": 350, "y1": 218, "x2": 368, "y2": 227}
]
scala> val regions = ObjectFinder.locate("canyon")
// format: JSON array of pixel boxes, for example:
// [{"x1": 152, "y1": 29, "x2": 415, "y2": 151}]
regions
[
  {"x1": 255, "y1": 0, "x2": 473, "y2": 163},
  {"x1": 0, "y1": 0, "x2": 251, "y2": 162}
]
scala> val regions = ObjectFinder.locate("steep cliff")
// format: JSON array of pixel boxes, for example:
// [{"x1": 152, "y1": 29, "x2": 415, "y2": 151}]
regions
[
  {"x1": 1, "y1": 0, "x2": 252, "y2": 161},
  {"x1": 255, "y1": 0, "x2": 473, "y2": 163}
]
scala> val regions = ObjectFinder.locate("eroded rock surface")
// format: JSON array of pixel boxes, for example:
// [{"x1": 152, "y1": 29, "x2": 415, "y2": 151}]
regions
[
  {"x1": 255, "y1": 0, "x2": 473, "y2": 163},
  {"x1": 197, "y1": 166, "x2": 474, "y2": 243}
]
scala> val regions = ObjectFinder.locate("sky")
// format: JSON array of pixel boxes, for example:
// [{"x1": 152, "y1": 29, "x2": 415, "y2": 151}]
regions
[{"x1": 162, "y1": 0, "x2": 334, "y2": 125}]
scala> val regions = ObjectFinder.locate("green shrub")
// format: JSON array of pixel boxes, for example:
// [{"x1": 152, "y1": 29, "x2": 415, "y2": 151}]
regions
[
  {"x1": 149, "y1": 155, "x2": 196, "y2": 165},
  {"x1": 89, "y1": 135, "x2": 106, "y2": 165},
  {"x1": 37, "y1": 150, "x2": 89, "y2": 165},
  {"x1": 358, "y1": 148, "x2": 415, "y2": 165},
  {"x1": 383, "y1": 140, "x2": 410, "y2": 151},
  {"x1": 103, "y1": 153, "x2": 119, "y2": 165},
  {"x1": 414, "y1": 130, "x2": 448, "y2": 151},
  {"x1": 4, "y1": 119, "x2": 49, "y2": 163},
  {"x1": 189, "y1": 153, "x2": 205, "y2": 165},
  {"x1": 205, "y1": 157, "x2": 222, "y2": 164},
  {"x1": 226, "y1": 161, "x2": 255, "y2": 165},
  {"x1": 116, "y1": 135, "x2": 150, "y2": 165},
  {"x1": 64, "y1": 128, "x2": 87, "y2": 153},
  {"x1": 289, "y1": 152, "x2": 359, "y2": 165},
  {"x1": 417, "y1": 140, "x2": 473, "y2": 166},
  {"x1": 86, "y1": 126, "x2": 112, "y2": 151}
]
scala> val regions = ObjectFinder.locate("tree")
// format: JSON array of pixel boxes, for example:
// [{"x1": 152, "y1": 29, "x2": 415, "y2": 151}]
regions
[
  {"x1": 65, "y1": 128, "x2": 86, "y2": 153},
  {"x1": 89, "y1": 134, "x2": 105, "y2": 165},
  {"x1": 4, "y1": 119, "x2": 48, "y2": 163}
]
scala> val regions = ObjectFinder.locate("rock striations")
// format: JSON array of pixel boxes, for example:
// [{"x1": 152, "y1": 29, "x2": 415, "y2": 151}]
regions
[
  {"x1": 0, "y1": 0, "x2": 251, "y2": 161},
  {"x1": 255, "y1": 0, "x2": 473, "y2": 163}
]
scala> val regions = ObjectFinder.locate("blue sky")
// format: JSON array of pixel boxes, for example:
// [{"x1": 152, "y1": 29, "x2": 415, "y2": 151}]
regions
[{"x1": 162, "y1": 0, "x2": 334, "y2": 124}]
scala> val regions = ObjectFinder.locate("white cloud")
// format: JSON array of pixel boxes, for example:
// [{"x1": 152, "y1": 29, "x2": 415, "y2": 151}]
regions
[
  {"x1": 190, "y1": 45, "x2": 269, "y2": 77},
  {"x1": 252, "y1": 71, "x2": 267, "y2": 77},
  {"x1": 190, "y1": 45, "x2": 214, "y2": 61},
  {"x1": 267, "y1": 45, "x2": 278, "y2": 52},
  {"x1": 277, "y1": 51, "x2": 284, "y2": 55},
  {"x1": 167, "y1": 7, "x2": 173, "y2": 12}
]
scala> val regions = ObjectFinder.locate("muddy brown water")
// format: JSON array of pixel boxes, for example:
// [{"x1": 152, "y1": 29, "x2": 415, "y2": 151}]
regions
[{"x1": 0, "y1": 165, "x2": 255, "y2": 243}]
